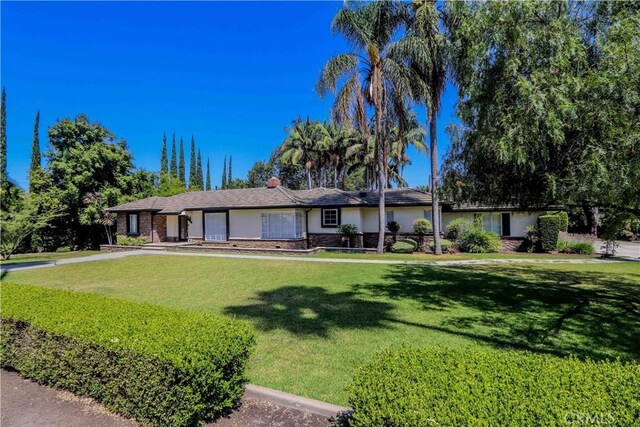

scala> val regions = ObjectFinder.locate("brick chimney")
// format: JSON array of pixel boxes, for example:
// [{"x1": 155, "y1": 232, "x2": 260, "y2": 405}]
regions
[{"x1": 267, "y1": 176, "x2": 282, "y2": 188}]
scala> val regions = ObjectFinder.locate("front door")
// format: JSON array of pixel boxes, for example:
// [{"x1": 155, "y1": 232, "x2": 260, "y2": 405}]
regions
[{"x1": 179, "y1": 215, "x2": 189, "y2": 241}]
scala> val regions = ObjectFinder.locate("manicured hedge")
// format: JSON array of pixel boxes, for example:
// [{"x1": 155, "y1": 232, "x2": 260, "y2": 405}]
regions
[
  {"x1": 538, "y1": 214, "x2": 561, "y2": 252},
  {"x1": 391, "y1": 241, "x2": 415, "y2": 253},
  {"x1": 430, "y1": 238, "x2": 453, "y2": 253},
  {"x1": 1, "y1": 283, "x2": 255, "y2": 427},
  {"x1": 340, "y1": 346, "x2": 640, "y2": 427}
]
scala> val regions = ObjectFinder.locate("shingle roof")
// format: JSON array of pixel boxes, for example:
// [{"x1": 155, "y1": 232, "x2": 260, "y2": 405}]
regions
[{"x1": 107, "y1": 187, "x2": 433, "y2": 213}]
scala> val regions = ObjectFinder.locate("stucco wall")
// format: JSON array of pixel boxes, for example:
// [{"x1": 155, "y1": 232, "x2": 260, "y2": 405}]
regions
[
  {"x1": 362, "y1": 206, "x2": 432, "y2": 233},
  {"x1": 307, "y1": 207, "x2": 363, "y2": 234},
  {"x1": 441, "y1": 211, "x2": 544, "y2": 238},
  {"x1": 187, "y1": 210, "x2": 203, "y2": 239}
]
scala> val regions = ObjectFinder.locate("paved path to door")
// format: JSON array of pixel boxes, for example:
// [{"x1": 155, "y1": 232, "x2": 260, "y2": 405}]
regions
[{"x1": 2, "y1": 249, "x2": 632, "y2": 274}]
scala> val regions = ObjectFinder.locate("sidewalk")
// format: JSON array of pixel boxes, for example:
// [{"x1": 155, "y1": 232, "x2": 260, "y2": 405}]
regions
[
  {"x1": 1, "y1": 370, "x2": 333, "y2": 427},
  {"x1": 1, "y1": 248, "x2": 630, "y2": 274}
]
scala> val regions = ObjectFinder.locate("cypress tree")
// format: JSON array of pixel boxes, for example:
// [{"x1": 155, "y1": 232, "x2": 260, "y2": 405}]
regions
[
  {"x1": 221, "y1": 156, "x2": 227, "y2": 190},
  {"x1": 178, "y1": 137, "x2": 185, "y2": 183},
  {"x1": 0, "y1": 88, "x2": 6, "y2": 189},
  {"x1": 160, "y1": 132, "x2": 168, "y2": 175},
  {"x1": 228, "y1": 155, "x2": 232, "y2": 185},
  {"x1": 29, "y1": 110, "x2": 41, "y2": 192},
  {"x1": 189, "y1": 135, "x2": 197, "y2": 190},
  {"x1": 206, "y1": 158, "x2": 211, "y2": 191},
  {"x1": 170, "y1": 133, "x2": 178, "y2": 179},
  {"x1": 197, "y1": 149, "x2": 203, "y2": 190}
]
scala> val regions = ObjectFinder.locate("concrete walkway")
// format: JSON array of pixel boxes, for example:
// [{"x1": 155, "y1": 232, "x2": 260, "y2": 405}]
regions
[
  {"x1": 2, "y1": 249, "x2": 632, "y2": 274},
  {"x1": 1, "y1": 370, "x2": 336, "y2": 427}
]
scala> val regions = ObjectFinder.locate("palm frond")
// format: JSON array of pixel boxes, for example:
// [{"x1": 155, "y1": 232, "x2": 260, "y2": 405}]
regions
[{"x1": 317, "y1": 53, "x2": 359, "y2": 97}]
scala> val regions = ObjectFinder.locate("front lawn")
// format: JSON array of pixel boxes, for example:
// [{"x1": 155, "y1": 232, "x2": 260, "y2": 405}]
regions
[
  {"x1": 310, "y1": 251, "x2": 597, "y2": 261},
  {"x1": 4, "y1": 256, "x2": 639, "y2": 405},
  {"x1": 0, "y1": 250, "x2": 101, "y2": 266}
]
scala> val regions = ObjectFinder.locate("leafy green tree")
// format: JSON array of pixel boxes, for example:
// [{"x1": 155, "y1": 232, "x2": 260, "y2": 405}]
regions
[
  {"x1": 178, "y1": 137, "x2": 185, "y2": 183},
  {"x1": 226, "y1": 178, "x2": 248, "y2": 189},
  {"x1": 317, "y1": 1, "x2": 421, "y2": 253},
  {"x1": 247, "y1": 160, "x2": 271, "y2": 188},
  {"x1": 37, "y1": 114, "x2": 152, "y2": 248},
  {"x1": 205, "y1": 158, "x2": 211, "y2": 191},
  {"x1": 189, "y1": 136, "x2": 197, "y2": 190},
  {"x1": 221, "y1": 155, "x2": 227, "y2": 189},
  {"x1": 1, "y1": 192, "x2": 63, "y2": 260},
  {"x1": 29, "y1": 110, "x2": 42, "y2": 192},
  {"x1": 443, "y1": 1, "x2": 640, "y2": 234},
  {"x1": 170, "y1": 133, "x2": 178, "y2": 179}
]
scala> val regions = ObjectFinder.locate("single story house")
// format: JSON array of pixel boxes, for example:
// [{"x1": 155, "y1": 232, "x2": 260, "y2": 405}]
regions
[{"x1": 107, "y1": 177, "x2": 550, "y2": 249}]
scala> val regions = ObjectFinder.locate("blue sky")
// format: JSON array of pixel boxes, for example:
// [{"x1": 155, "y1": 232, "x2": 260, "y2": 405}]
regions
[{"x1": 2, "y1": 1, "x2": 457, "y2": 190}]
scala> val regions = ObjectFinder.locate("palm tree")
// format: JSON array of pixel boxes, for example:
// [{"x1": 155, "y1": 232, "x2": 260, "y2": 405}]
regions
[
  {"x1": 281, "y1": 117, "x2": 324, "y2": 189},
  {"x1": 317, "y1": 1, "x2": 423, "y2": 253},
  {"x1": 389, "y1": 109, "x2": 427, "y2": 186},
  {"x1": 407, "y1": 0, "x2": 447, "y2": 255}
]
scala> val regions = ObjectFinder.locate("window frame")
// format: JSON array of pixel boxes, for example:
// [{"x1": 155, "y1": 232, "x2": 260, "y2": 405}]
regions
[
  {"x1": 126, "y1": 212, "x2": 140, "y2": 236},
  {"x1": 321, "y1": 208, "x2": 341, "y2": 228}
]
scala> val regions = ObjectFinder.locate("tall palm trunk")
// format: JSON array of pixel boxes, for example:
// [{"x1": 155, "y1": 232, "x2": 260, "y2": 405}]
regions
[
  {"x1": 430, "y1": 107, "x2": 442, "y2": 255},
  {"x1": 373, "y1": 68, "x2": 386, "y2": 254},
  {"x1": 307, "y1": 168, "x2": 313, "y2": 189}
]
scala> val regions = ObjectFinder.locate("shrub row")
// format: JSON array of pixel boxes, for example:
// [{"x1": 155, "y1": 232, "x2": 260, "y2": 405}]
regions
[
  {"x1": 557, "y1": 237, "x2": 596, "y2": 254},
  {"x1": 429, "y1": 238, "x2": 452, "y2": 253},
  {"x1": 391, "y1": 238, "x2": 417, "y2": 253},
  {"x1": 115, "y1": 235, "x2": 148, "y2": 246},
  {"x1": 1, "y1": 283, "x2": 255, "y2": 427},
  {"x1": 340, "y1": 346, "x2": 640, "y2": 427}
]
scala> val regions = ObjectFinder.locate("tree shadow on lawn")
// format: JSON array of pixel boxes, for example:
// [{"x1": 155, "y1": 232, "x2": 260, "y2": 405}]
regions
[
  {"x1": 355, "y1": 265, "x2": 640, "y2": 361},
  {"x1": 223, "y1": 285, "x2": 395, "y2": 338}
]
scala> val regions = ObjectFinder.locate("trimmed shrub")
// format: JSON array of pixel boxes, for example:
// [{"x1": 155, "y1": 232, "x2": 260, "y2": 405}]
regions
[
  {"x1": 116, "y1": 235, "x2": 147, "y2": 246},
  {"x1": 337, "y1": 224, "x2": 358, "y2": 248},
  {"x1": 444, "y1": 218, "x2": 471, "y2": 241},
  {"x1": 1, "y1": 283, "x2": 255, "y2": 427},
  {"x1": 412, "y1": 218, "x2": 431, "y2": 235},
  {"x1": 538, "y1": 215, "x2": 560, "y2": 252},
  {"x1": 391, "y1": 241, "x2": 415, "y2": 253},
  {"x1": 556, "y1": 211, "x2": 569, "y2": 232},
  {"x1": 430, "y1": 239, "x2": 452, "y2": 253},
  {"x1": 457, "y1": 228, "x2": 501, "y2": 253},
  {"x1": 386, "y1": 221, "x2": 400, "y2": 234},
  {"x1": 340, "y1": 346, "x2": 640, "y2": 427}
]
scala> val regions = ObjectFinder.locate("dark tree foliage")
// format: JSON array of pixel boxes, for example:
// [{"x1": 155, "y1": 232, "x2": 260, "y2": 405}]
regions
[
  {"x1": 227, "y1": 155, "x2": 232, "y2": 185},
  {"x1": 38, "y1": 114, "x2": 154, "y2": 249},
  {"x1": 178, "y1": 137, "x2": 185, "y2": 183},
  {"x1": 0, "y1": 87, "x2": 7, "y2": 192},
  {"x1": 221, "y1": 155, "x2": 227, "y2": 190},
  {"x1": 29, "y1": 110, "x2": 41, "y2": 192},
  {"x1": 160, "y1": 132, "x2": 168, "y2": 175},
  {"x1": 170, "y1": 133, "x2": 178, "y2": 179},
  {"x1": 189, "y1": 136, "x2": 197, "y2": 190},
  {"x1": 443, "y1": 1, "x2": 640, "y2": 215},
  {"x1": 196, "y1": 149, "x2": 203, "y2": 190},
  {"x1": 205, "y1": 158, "x2": 211, "y2": 191}
]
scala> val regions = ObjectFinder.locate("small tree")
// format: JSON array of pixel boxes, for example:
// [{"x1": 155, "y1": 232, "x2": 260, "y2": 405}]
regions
[
  {"x1": 387, "y1": 221, "x2": 400, "y2": 242},
  {"x1": 1, "y1": 196, "x2": 62, "y2": 260},
  {"x1": 81, "y1": 192, "x2": 117, "y2": 245},
  {"x1": 413, "y1": 218, "x2": 432, "y2": 252},
  {"x1": 337, "y1": 224, "x2": 358, "y2": 248}
]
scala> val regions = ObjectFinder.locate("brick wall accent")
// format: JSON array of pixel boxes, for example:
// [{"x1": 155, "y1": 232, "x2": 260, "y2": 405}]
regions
[
  {"x1": 152, "y1": 215, "x2": 167, "y2": 242},
  {"x1": 115, "y1": 211, "x2": 152, "y2": 243},
  {"x1": 190, "y1": 238, "x2": 307, "y2": 250},
  {"x1": 308, "y1": 233, "x2": 363, "y2": 248},
  {"x1": 500, "y1": 238, "x2": 526, "y2": 252},
  {"x1": 363, "y1": 232, "x2": 431, "y2": 249}
]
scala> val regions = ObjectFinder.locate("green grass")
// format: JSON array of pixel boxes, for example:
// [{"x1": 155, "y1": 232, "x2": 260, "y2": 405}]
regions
[
  {"x1": 311, "y1": 251, "x2": 596, "y2": 261},
  {"x1": 3, "y1": 255, "x2": 639, "y2": 405},
  {"x1": 0, "y1": 251, "x2": 102, "y2": 266}
]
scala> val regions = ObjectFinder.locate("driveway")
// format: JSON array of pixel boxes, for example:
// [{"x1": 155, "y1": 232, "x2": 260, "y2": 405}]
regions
[{"x1": 595, "y1": 240, "x2": 640, "y2": 259}]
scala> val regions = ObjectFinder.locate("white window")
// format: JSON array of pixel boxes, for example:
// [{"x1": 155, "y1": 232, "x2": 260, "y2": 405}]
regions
[
  {"x1": 204, "y1": 212, "x2": 227, "y2": 241},
  {"x1": 127, "y1": 213, "x2": 138, "y2": 235},
  {"x1": 262, "y1": 212, "x2": 304, "y2": 239},
  {"x1": 321, "y1": 208, "x2": 340, "y2": 227},
  {"x1": 483, "y1": 213, "x2": 502, "y2": 235},
  {"x1": 386, "y1": 211, "x2": 395, "y2": 223}
]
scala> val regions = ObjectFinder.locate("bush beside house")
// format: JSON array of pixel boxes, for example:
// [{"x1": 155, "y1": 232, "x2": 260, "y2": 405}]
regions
[
  {"x1": 538, "y1": 215, "x2": 561, "y2": 252},
  {"x1": 338, "y1": 346, "x2": 640, "y2": 427},
  {"x1": 1, "y1": 283, "x2": 255, "y2": 427}
]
